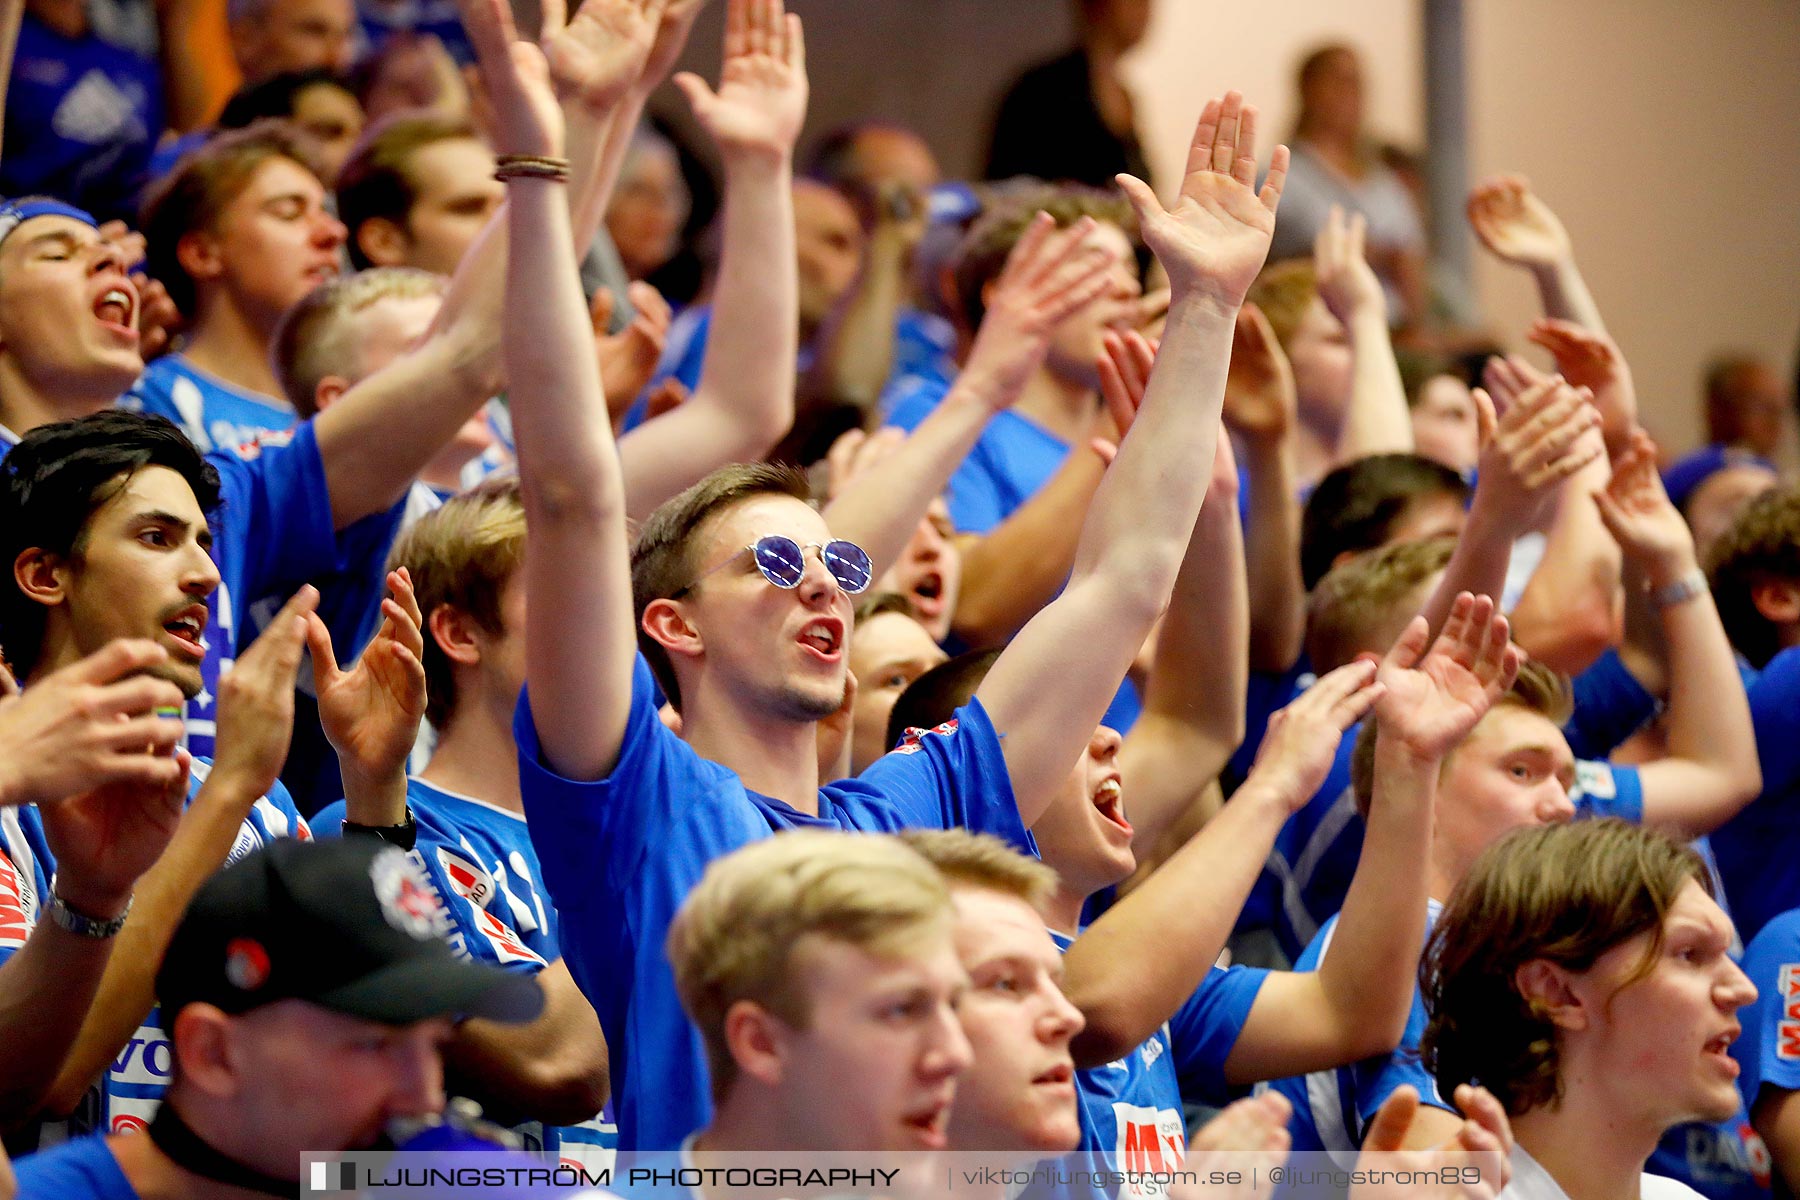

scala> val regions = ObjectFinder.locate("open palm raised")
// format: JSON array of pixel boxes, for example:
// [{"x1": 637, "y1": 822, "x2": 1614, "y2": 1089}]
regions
[
  {"x1": 673, "y1": 0, "x2": 807, "y2": 161},
  {"x1": 1115, "y1": 91, "x2": 1289, "y2": 313},
  {"x1": 1375, "y1": 593, "x2": 1522, "y2": 762}
]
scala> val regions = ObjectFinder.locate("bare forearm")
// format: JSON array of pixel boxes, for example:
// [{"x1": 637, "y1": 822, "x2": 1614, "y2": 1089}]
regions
[
  {"x1": 1510, "y1": 457, "x2": 1621, "y2": 673},
  {"x1": 443, "y1": 961, "x2": 608, "y2": 1126},
  {"x1": 1335, "y1": 308, "x2": 1413, "y2": 463},
  {"x1": 153, "y1": 0, "x2": 228, "y2": 131},
  {"x1": 0, "y1": 925, "x2": 115, "y2": 1125},
  {"x1": 572, "y1": 95, "x2": 644, "y2": 251},
  {"x1": 1421, "y1": 506, "x2": 1514, "y2": 640},
  {"x1": 1065, "y1": 780, "x2": 1289, "y2": 1068},
  {"x1": 1313, "y1": 741, "x2": 1436, "y2": 1052},
  {"x1": 810, "y1": 230, "x2": 910, "y2": 409},
  {"x1": 1654, "y1": 558, "x2": 1760, "y2": 808},
  {"x1": 0, "y1": 0, "x2": 23, "y2": 156},
  {"x1": 43, "y1": 772, "x2": 265, "y2": 1113},
  {"x1": 953, "y1": 450, "x2": 1104, "y2": 649},
  {"x1": 1529, "y1": 258, "x2": 1606, "y2": 334},
  {"x1": 1239, "y1": 437, "x2": 1304, "y2": 671},
  {"x1": 341, "y1": 765, "x2": 411, "y2": 828}
]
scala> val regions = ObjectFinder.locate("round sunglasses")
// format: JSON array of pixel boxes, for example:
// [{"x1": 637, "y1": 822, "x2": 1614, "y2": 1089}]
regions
[{"x1": 673, "y1": 535, "x2": 874, "y2": 598}]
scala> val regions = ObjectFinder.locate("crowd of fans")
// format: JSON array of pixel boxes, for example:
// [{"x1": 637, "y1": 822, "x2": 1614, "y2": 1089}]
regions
[{"x1": 0, "y1": 0, "x2": 1794, "y2": 1196}]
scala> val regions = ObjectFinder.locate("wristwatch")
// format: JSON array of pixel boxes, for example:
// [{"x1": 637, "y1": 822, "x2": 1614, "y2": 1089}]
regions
[
  {"x1": 342, "y1": 806, "x2": 418, "y2": 851},
  {"x1": 48, "y1": 891, "x2": 131, "y2": 939}
]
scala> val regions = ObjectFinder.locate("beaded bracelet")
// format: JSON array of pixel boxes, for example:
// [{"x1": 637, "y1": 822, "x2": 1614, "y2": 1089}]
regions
[{"x1": 494, "y1": 154, "x2": 571, "y2": 182}]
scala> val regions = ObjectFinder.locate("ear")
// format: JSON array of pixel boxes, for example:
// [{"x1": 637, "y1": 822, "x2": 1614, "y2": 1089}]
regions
[
  {"x1": 175, "y1": 229, "x2": 225, "y2": 287},
  {"x1": 1514, "y1": 959, "x2": 1587, "y2": 1033},
  {"x1": 640, "y1": 597, "x2": 704, "y2": 663},
  {"x1": 171, "y1": 1004, "x2": 238, "y2": 1097},
  {"x1": 721, "y1": 998, "x2": 788, "y2": 1089},
  {"x1": 1751, "y1": 579, "x2": 1800, "y2": 629},
  {"x1": 356, "y1": 217, "x2": 410, "y2": 269},
  {"x1": 428, "y1": 603, "x2": 482, "y2": 669},
  {"x1": 13, "y1": 547, "x2": 68, "y2": 610},
  {"x1": 312, "y1": 375, "x2": 351, "y2": 414}
]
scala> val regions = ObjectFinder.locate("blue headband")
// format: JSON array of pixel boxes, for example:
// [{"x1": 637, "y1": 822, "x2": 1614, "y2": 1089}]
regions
[{"x1": 0, "y1": 198, "x2": 100, "y2": 249}]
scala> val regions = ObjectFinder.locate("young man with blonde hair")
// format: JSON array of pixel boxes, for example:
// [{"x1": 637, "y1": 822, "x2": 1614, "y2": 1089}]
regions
[{"x1": 667, "y1": 830, "x2": 971, "y2": 1152}]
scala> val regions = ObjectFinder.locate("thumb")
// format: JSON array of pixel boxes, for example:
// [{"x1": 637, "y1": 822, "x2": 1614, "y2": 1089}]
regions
[
  {"x1": 589, "y1": 287, "x2": 616, "y2": 336},
  {"x1": 303, "y1": 610, "x2": 339, "y2": 695},
  {"x1": 1363, "y1": 1086, "x2": 1420, "y2": 1154},
  {"x1": 672, "y1": 72, "x2": 716, "y2": 118},
  {"x1": 1113, "y1": 173, "x2": 1164, "y2": 226}
]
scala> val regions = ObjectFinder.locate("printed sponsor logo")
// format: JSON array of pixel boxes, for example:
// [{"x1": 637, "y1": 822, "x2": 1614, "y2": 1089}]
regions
[
  {"x1": 892, "y1": 719, "x2": 960, "y2": 756},
  {"x1": 1113, "y1": 1101, "x2": 1185, "y2": 1198},
  {"x1": 437, "y1": 847, "x2": 544, "y2": 967}
]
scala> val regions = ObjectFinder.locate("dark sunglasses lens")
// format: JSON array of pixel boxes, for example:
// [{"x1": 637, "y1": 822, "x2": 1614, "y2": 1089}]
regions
[
  {"x1": 825, "y1": 541, "x2": 873, "y2": 594},
  {"x1": 754, "y1": 536, "x2": 806, "y2": 588}
]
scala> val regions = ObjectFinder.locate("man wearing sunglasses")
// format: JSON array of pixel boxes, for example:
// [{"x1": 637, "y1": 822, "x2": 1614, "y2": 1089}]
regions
[{"x1": 487, "y1": 0, "x2": 1291, "y2": 1145}]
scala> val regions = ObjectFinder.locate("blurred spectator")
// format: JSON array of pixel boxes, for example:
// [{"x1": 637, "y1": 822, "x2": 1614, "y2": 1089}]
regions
[
  {"x1": 353, "y1": 29, "x2": 467, "y2": 125},
  {"x1": 355, "y1": 0, "x2": 473, "y2": 67},
  {"x1": 336, "y1": 111, "x2": 499, "y2": 274},
  {"x1": 217, "y1": 68, "x2": 363, "y2": 184},
  {"x1": 1268, "y1": 43, "x2": 1426, "y2": 325},
  {"x1": 984, "y1": 0, "x2": 1154, "y2": 190},
  {"x1": 606, "y1": 124, "x2": 689, "y2": 283},
  {"x1": 1704, "y1": 352, "x2": 1789, "y2": 461},
  {"x1": 227, "y1": 0, "x2": 355, "y2": 85}
]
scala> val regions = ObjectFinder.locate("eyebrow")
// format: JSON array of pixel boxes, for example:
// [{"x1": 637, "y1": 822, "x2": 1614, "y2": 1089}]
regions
[
  {"x1": 21, "y1": 230, "x2": 82, "y2": 254},
  {"x1": 135, "y1": 509, "x2": 214, "y2": 549}
]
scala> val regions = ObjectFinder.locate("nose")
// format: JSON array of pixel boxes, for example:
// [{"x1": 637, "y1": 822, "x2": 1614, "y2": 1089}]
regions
[
  {"x1": 1088, "y1": 725, "x2": 1123, "y2": 762},
  {"x1": 386, "y1": 1029, "x2": 448, "y2": 1119},
  {"x1": 1040, "y1": 985, "x2": 1086, "y2": 1044},
  {"x1": 185, "y1": 539, "x2": 223, "y2": 596},
  {"x1": 794, "y1": 545, "x2": 839, "y2": 604},
  {"x1": 89, "y1": 239, "x2": 125, "y2": 276},
  {"x1": 923, "y1": 1004, "x2": 974, "y2": 1083},
  {"x1": 1539, "y1": 780, "x2": 1576, "y2": 824},
  {"x1": 1720, "y1": 960, "x2": 1758, "y2": 1013},
  {"x1": 317, "y1": 209, "x2": 348, "y2": 250}
]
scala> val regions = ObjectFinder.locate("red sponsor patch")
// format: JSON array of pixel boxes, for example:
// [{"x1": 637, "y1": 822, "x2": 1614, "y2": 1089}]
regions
[
  {"x1": 112, "y1": 1114, "x2": 148, "y2": 1135},
  {"x1": 437, "y1": 847, "x2": 543, "y2": 967},
  {"x1": 0, "y1": 852, "x2": 30, "y2": 951},
  {"x1": 891, "y1": 719, "x2": 959, "y2": 756},
  {"x1": 225, "y1": 937, "x2": 271, "y2": 991}
]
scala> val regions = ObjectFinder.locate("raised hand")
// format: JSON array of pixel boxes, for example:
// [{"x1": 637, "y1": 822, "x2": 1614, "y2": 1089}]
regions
[
  {"x1": 1467, "y1": 175, "x2": 1572, "y2": 270},
  {"x1": 592, "y1": 281, "x2": 672, "y2": 421},
  {"x1": 452, "y1": 0, "x2": 562, "y2": 157},
  {"x1": 673, "y1": 0, "x2": 806, "y2": 164},
  {"x1": 208, "y1": 587, "x2": 318, "y2": 800},
  {"x1": 1314, "y1": 204, "x2": 1385, "y2": 325},
  {"x1": 38, "y1": 749, "x2": 191, "y2": 921},
  {"x1": 638, "y1": 0, "x2": 710, "y2": 93},
  {"x1": 1594, "y1": 430, "x2": 1699, "y2": 585},
  {"x1": 1471, "y1": 372, "x2": 1603, "y2": 532},
  {"x1": 959, "y1": 212, "x2": 1120, "y2": 406},
  {"x1": 823, "y1": 425, "x2": 906, "y2": 502},
  {"x1": 1355, "y1": 1084, "x2": 1511, "y2": 1200},
  {"x1": 541, "y1": 0, "x2": 666, "y2": 119},
  {"x1": 0, "y1": 639, "x2": 186, "y2": 810},
  {"x1": 1095, "y1": 326, "x2": 1159, "y2": 443},
  {"x1": 1175, "y1": 1092, "x2": 1292, "y2": 1200},
  {"x1": 1373, "y1": 593, "x2": 1521, "y2": 764},
  {"x1": 1527, "y1": 317, "x2": 1637, "y2": 453},
  {"x1": 1222, "y1": 301, "x2": 1296, "y2": 444},
  {"x1": 308, "y1": 569, "x2": 428, "y2": 795},
  {"x1": 1114, "y1": 90, "x2": 1289, "y2": 312},
  {"x1": 1247, "y1": 659, "x2": 1384, "y2": 811}
]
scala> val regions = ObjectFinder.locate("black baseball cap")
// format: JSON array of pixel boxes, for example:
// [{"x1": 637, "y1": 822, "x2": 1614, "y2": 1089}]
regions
[{"x1": 156, "y1": 838, "x2": 544, "y2": 1031}]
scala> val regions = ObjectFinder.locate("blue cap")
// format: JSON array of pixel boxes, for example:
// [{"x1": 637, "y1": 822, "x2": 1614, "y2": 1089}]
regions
[
  {"x1": 1662, "y1": 444, "x2": 1778, "y2": 512},
  {"x1": 0, "y1": 197, "x2": 99, "y2": 250}
]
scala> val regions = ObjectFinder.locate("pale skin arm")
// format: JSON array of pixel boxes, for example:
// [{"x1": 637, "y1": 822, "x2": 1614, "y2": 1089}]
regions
[
  {"x1": 1594, "y1": 432, "x2": 1760, "y2": 835},
  {"x1": 806, "y1": 197, "x2": 923, "y2": 411},
  {"x1": 1467, "y1": 175, "x2": 1606, "y2": 335},
  {"x1": 821, "y1": 213, "x2": 1116, "y2": 578},
  {"x1": 456, "y1": 0, "x2": 636, "y2": 782},
  {"x1": 609, "y1": 0, "x2": 805, "y2": 521},
  {"x1": 976, "y1": 92, "x2": 1290, "y2": 827},
  {"x1": 41, "y1": 591, "x2": 317, "y2": 1115},
  {"x1": 0, "y1": 0, "x2": 20, "y2": 158},
  {"x1": 1065, "y1": 661, "x2": 1382, "y2": 1068},
  {"x1": 444, "y1": 958, "x2": 609, "y2": 1125},
  {"x1": 1315, "y1": 206, "x2": 1413, "y2": 463},
  {"x1": 1228, "y1": 599, "x2": 1520, "y2": 1084},
  {"x1": 1222, "y1": 301, "x2": 1305, "y2": 672}
]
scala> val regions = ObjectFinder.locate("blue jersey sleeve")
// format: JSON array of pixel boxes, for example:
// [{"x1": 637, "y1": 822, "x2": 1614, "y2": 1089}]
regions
[
  {"x1": 1752, "y1": 649, "x2": 1800, "y2": 799},
  {"x1": 1168, "y1": 964, "x2": 1269, "y2": 1105},
  {"x1": 1572, "y1": 759, "x2": 1645, "y2": 823},
  {"x1": 0, "y1": 807, "x2": 54, "y2": 971},
  {"x1": 847, "y1": 698, "x2": 1033, "y2": 854},
  {"x1": 206, "y1": 422, "x2": 340, "y2": 636},
  {"x1": 1735, "y1": 910, "x2": 1800, "y2": 1110},
  {"x1": 1565, "y1": 648, "x2": 1658, "y2": 760}
]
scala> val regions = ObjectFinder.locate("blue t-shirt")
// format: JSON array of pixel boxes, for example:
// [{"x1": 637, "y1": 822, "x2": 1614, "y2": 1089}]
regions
[
  {"x1": 1565, "y1": 647, "x2": 1660, "y2": 761},
  {"x1": 0, "y1": 14, "x2": 162, "y2": 223},
  {"x1": 517, "y1": 654, "x2": 1031, "y2": 1151},
  {"x1": 121, "y1": 354, "x2": 296, "y2": 455},
  {"x1": 317, "y1": 777, "x2": 612, "y2": 1160},
  {"x1": 1051, "y1": 930, "x2": 1266, "y2": 1187},
  {"x1": 887, "y1": 389, "x2": 1067, "y2": 539},
  {"x1": 1735, "y1": 908, "x2": 1800, "y2": 1162},
  {"x1": 1710, "y1": 648, "x2": 1800, "y2": 944},
  {"x1": 1645, "y1": 1116, "x2": 1771, "y2": 1200},
  {"x1": 13, "y1": 1132, "x2": 137, "y2": 1199}
]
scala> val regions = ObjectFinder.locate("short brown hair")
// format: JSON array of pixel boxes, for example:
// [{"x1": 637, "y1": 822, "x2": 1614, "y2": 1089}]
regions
[
  {"x1": 336, "y1": 113, "x2": 480, "y2": 270},
  {"x1": 1246, "y1": 258, "x2": 1318, "y2": 350},
  {"x1": 949, "y1": 183, "x2": 1135, "y2": 334},
  {"x1": 667, "y1": 830, "x2": 952, "y2": 1100},
  {"x1": 1306, "y1": 535, "x2": 1456, "y2": 675},
  {"x1": 272, "y1": 266, "x2": 447, "y2": 414},
  {"x1": 897, "y1": 829, "x2": 1058, "y2": 913},
  {"x1": 1351, "y1": 656, "x2": 1570, "y2": 821},
  {"x1": 1707, "y1": 484, "x2": 1800, "y2": 669},
  {"x1": 140, "y1": 120, "x2": 327, "y2": 316},
  {"x1": 388, "y1": 475, "x2": 526, "y2": 730},
  {"x1": 1421, "y1": 819, "x2": 1707, "y2": 1115},
  {"x1": 630, "y1": 462, "x2": 814, "y2": 710}
]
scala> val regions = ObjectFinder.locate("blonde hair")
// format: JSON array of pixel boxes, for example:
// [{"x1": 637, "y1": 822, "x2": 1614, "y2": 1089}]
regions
[
  {"x1": 1306, "y1": 535, "x2": 1455, "y2": 674},
  {"x1": 1246, "y1": 258, "x2": 1319, "y2": 350},
  {"x1": 388, "y1": 475, "x2": 526, "y2": 730},
  {"x1": 897, "y1": 829, "x2": 1059, "y2": 913},
  {"x1": 273, "y1": 266, "x2": 448, "y2": 414},
  {"x1": 667, "y1": 831, "x2": 953, "y2": 1100}
]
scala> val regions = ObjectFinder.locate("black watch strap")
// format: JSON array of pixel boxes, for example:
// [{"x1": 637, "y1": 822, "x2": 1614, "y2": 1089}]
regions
[{"x1": 341, "y1": 806, "x2": 417, "y2": 851}]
